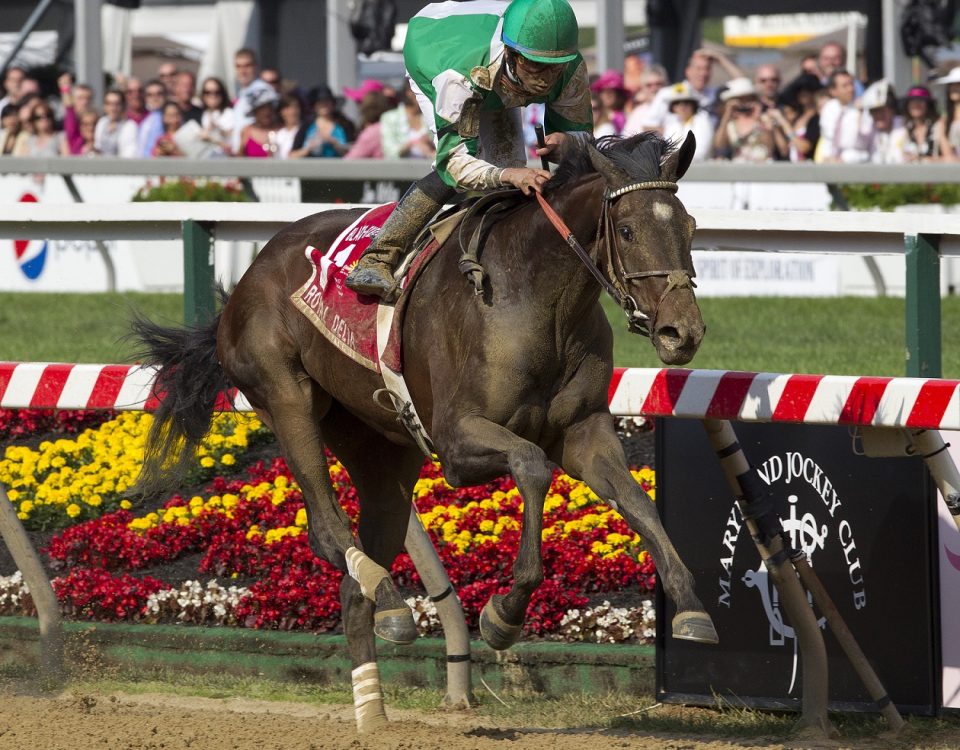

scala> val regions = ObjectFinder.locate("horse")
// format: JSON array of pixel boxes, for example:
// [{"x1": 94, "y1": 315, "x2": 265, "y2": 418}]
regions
[{"x1": 132, "y1": 131, "x2": 717, "y2": 732}]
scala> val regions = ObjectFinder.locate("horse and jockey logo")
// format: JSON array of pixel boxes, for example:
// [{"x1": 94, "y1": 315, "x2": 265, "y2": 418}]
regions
[
  {"x1": 717, "y1": 451, "x2": 866, "y2": 695},
  {"x1": 13, "y1": 192, "x2": 48, "y2": 280}
]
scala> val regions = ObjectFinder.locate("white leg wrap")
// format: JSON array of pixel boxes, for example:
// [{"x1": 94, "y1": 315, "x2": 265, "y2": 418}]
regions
[
  {"x1": 352, "y1": 661, "x2": 386, "y2": 731},
  {"x1": 345, "y1": 546, "x2": 390, "y2": 601}
]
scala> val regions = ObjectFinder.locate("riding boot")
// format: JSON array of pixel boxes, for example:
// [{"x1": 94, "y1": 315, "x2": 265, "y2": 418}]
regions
[{"x1": 345, "y1": 177, "x2": 451, "y2": 303}]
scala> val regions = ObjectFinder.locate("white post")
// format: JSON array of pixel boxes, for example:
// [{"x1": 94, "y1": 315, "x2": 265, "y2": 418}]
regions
[
  {"x1": 326, "y1": 0, "x2": 357, "y2": 96},
  {"x1": 881, "y1": 0, "x2": 914, "y2": 91},
  {"x1": 846, "y1": 14, "x2": 858, "y2": 77},
  {"x1": 595, "y1": 0, "x2": 625, "y2": 76},
  {"x1": 74, "y1": 0, "x2": 104, "y2": 105}
]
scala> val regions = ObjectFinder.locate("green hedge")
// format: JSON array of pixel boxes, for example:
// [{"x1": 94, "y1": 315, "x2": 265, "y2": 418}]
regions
[
  {"x1": 132, "y1": 178, "x2": 250, "y2": 202},
  {"x1": 838, "y1": 183, "x2": 960, "y2": 211}
]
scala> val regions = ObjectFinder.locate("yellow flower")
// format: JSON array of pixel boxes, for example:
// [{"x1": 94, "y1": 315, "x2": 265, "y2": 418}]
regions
[
  {"x1": 66, "y1": 503, "x2": 82, "y2": 518},
  {"x1": 120, "y1": 499, "x2": 132, "y2": 510},
  {"x1": 200, "y1": 456, "x2": 215, "y2": 468},
  {"x1": 221, "y1": 453, "x2": 236, "y2": 466}
]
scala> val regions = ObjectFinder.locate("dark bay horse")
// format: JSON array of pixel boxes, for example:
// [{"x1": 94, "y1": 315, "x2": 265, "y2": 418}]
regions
[{"x1": 134, "y1": 131, "x2": 717, "y2": 731}]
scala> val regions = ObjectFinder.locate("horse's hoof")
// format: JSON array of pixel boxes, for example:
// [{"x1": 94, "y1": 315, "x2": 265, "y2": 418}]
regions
[
  {"x1": 374, "y1": 607, "x2": 417, "y2": 645},
  {"x1": 355, "y1": 708, "x2": 388, "y2": 734},
  {"x1": 479, "y1": 595, "x2": 523, "y2": 651},
  {"x1": 672, "y1": 611, "x2": 719, "y2": 644}
]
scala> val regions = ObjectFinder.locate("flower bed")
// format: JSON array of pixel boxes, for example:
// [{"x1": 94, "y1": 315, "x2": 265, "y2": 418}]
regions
[{"x1": 0, "y1": 409, "x2": 659, "y2": 644}]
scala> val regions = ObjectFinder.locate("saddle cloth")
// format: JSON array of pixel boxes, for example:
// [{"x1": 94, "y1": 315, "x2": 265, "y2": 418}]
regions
[{"x1": 291, "y1": 203, "x2": 446, "y2": 374}]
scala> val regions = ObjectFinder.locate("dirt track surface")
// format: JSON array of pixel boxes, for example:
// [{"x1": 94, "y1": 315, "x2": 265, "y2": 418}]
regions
[{"x1": 0, "y1": 689, "x2": 958, "y2": 750}]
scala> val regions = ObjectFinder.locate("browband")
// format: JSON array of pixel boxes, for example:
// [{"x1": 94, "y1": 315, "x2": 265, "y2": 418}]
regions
[{"x1": 605, "y1": 180, "x2": 678, "y2": 199}]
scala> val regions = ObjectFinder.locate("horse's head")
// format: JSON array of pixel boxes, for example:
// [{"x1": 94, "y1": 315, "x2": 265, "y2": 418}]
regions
[{"x1": 585, "y1": 132, "x2": 704, "y2": 365}]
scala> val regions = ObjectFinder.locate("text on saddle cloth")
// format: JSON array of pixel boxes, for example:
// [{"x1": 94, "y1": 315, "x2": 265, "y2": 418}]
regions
[{"x1": 291, "y1": 202, "x2": 441, "y2": 375}]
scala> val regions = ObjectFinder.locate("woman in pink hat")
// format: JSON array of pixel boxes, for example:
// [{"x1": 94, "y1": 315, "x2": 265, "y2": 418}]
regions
[
  {"x1": 902, "y1": 85, "x2": 939, "y2": 161},
  {"x1": 590, "y1": 70, "x2": 628, "y2": 135}
]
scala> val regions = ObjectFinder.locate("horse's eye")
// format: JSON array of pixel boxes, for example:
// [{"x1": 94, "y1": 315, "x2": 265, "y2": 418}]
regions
[{"x1": 618, "y1": 225, "x2": 634, "y2": 242}]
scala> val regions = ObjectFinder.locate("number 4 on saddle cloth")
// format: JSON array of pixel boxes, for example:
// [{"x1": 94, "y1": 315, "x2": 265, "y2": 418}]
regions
[{"x1": 292, "y1": 201, "x2": 463, "y2": 378}]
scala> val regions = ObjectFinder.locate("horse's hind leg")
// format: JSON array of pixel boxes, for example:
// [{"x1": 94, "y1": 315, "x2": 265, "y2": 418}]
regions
[
  {"x1": 559, "y1": 412, "x2": 719, "y2": 644},
  {"x1": 243, "y1": 372, "x2": 418, "y2": 642},
  {"x1": 320, "y1": 404, "x2": 427, "y2": 729}
]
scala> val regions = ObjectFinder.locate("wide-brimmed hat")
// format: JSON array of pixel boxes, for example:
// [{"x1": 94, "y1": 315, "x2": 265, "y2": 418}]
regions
[
  {"x1": 859, "y1": 79, "x2": 895, "y2": 110},
  {"x1": 934, "y1": 66, "x2": 960, "y2": 85},
  {"x1": 590, "y1": 70, "x2": 628, "y2": 94},
  {"x1": 663, "y1": 82, "x2": 699, "y2": 105},
  {"x1": 719, "y1": 77, "x2": 757, "y2": 101},
  {"x1": 343, "y1": 78, "x2": 385, "y2": 103},
  {"x1": 249, "y1": 86, "x2": 279, "y2": 110}
]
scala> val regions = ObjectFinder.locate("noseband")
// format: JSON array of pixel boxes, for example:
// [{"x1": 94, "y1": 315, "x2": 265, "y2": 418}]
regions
[{"x1": 536, "y1": 180, "x2": 696, "y2": 338}]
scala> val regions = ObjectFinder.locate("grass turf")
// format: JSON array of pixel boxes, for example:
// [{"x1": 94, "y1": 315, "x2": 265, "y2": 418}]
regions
[{"x1": 1, "y1": 292, "x2": 958, "y2": 377}]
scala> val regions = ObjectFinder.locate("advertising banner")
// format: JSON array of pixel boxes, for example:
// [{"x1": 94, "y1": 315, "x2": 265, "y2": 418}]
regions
[{"x1": 656, "y1": 420, "x2": 938, "y2": 714}]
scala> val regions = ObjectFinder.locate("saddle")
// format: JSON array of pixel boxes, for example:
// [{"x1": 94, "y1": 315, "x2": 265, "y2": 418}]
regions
[
  {"x1": 292, "y1": 191, "x2": 524, "y2": 376},
  {"x1": 402, "y1": 188, "x2": 525, "y2": 294}
]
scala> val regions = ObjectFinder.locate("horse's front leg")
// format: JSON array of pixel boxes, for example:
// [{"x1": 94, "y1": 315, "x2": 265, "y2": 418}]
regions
[
  {"x1": 438, "y1": 415, "x2": 552, "y2": 650},
  {"x1": 559, "y1": 412, "x2": 719, "y2": 644}
]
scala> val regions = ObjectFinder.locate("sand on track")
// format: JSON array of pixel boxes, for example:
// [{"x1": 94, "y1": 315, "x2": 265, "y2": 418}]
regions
[{"x1": 1, "y1": 687, "x2": 958, "y2": 750}]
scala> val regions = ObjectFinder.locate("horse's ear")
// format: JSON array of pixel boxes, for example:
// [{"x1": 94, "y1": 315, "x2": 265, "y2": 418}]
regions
[
  {"x1": 661, "y1": 132, "x2": 696, "y2": 182},
  {"x1": 587, "y1": 143, "x2": 633, "y2": 190}
]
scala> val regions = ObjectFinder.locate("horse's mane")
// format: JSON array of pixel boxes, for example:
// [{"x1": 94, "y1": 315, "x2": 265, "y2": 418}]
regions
[{"x1": 543, "y1": 132, "x2": 675, "y2": 196}]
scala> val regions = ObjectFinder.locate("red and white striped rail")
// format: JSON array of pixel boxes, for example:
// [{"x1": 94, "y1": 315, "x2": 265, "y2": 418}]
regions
[{"x1": 2, "y1": 362, "x2": 959, "y2": 430}]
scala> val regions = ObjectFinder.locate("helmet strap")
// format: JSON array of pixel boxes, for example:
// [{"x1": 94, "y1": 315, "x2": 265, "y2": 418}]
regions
[{"x1": 503, "y1": 49, "x2": 520, "y2": 85}]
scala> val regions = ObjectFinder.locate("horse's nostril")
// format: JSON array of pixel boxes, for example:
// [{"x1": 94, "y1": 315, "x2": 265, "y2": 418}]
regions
[{"x1": 656, "y1": 326, "x2": 683, "y2": 350}]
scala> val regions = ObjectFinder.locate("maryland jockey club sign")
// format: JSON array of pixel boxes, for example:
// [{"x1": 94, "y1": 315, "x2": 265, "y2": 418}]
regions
[{"x1": 656, "y1": 420, "x2": 939, "y2": 714}]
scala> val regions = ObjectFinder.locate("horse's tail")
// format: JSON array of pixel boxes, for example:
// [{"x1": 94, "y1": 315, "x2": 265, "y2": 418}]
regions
[{"x1": 129, "y1": 301, "x2": 230, "y2": 499}]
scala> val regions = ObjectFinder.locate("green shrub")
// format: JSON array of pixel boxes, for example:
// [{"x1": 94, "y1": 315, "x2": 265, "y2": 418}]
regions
[
  {"x1": 132, "y1": 178, "x2": 250, "y2": 202},
  {"x1": 838, "y1": 183, "x2": 960, "y2": 211}
]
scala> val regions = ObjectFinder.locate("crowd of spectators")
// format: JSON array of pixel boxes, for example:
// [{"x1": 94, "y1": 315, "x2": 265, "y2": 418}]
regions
[
  {"x1": 1, "y1": 40, "x2": 958, "y2": 164},
  {"x1": 593, "y1": 42, "x2": 960, "y2": 164},
  {"x1": 0, "y1": 48, "x2": 432, "y2": 162}
]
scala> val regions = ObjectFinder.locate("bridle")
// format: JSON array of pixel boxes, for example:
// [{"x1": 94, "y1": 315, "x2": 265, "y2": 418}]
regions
[{"x1": 535, "y1": 180, "x2": 696, "y2": 338}]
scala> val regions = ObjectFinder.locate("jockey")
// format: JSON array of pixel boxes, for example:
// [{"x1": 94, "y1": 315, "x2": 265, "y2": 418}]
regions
[{"x1": 345, "y1": 0, "x2": 592, "y2": 302}]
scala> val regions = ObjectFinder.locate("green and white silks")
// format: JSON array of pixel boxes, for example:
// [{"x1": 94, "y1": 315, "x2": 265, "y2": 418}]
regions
[{"x1": 403, "y1": 0, "x2": 592, "y2": 191}]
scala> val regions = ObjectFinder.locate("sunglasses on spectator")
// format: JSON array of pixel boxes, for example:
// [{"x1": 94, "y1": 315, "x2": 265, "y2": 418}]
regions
[
  {"x1": 202, "y1": 89, "x2": 223, "y2": 96},
  {"x1": 757, "y1": 77, "x2": 781, "y2": 83},
  {"x1": 32, "y1": 113, "x2": 52, "y2": 121}
]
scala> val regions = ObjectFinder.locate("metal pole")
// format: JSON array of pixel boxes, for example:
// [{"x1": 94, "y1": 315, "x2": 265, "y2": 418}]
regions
[
  {"x1": 62, "y1": 175, "x2": 116, "y2": 292},
  {"x1": 74, "y1": 0, "x2": 104, "y2": 105},
  {"x1": 404, "y1": 509, "x2": 473, "y2": 708},
  {"x1": 182, "y1": 220, "x2": 216, "y2": 327},
  {"x1": 0, "y1": 0, "x2": 57, "y2": 76},
  {"x1": 905, "y1": 233, "x2": 941, "y2": 378},
  {"x1": 0, "y1": 484, "x2": 64, "y2": 683},
  {"x1": 701, "y1": 418, "x2": 835, "y2": 738}
]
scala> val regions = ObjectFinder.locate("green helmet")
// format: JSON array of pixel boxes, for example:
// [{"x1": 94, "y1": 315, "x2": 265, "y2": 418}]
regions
[{"x1": 501, "y1": 0, "x2": 579, "y2": 64}]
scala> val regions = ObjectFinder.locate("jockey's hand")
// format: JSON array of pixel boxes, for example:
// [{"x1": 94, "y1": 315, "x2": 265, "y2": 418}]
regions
[
  {"x1": 502, "y1": 167, "x2": 552, "y2": 195},
  {"x1": 536, "y1": 131, "x2": 570, "y2": 164}
]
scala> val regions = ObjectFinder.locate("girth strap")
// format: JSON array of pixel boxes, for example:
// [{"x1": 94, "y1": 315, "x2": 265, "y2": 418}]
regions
[{"x1": 457, "y1": 189, "x2": 524, "y2": 293}]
